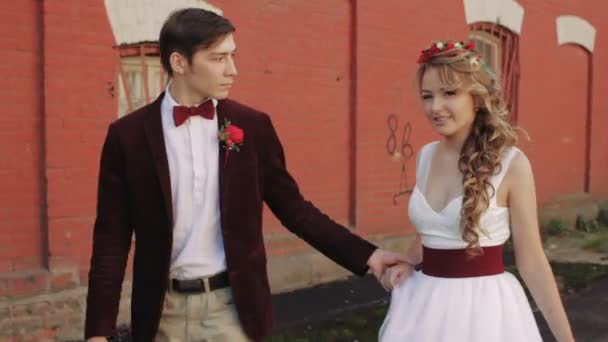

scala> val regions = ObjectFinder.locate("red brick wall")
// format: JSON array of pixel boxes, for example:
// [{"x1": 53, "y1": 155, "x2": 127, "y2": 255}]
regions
[
  {"x1": 214, "y1": 0, "x2": 608, "y2": 261},
  {"x1": 0, "y1": 0, "x2": 44, "y2": 274},
  {"x1": 222, "y1": 0, "x2": 474, "y2": 252},
  {"x1": 517, "y1": 0, "x2": 603, "y2": 203},
  {"x1": 573, "y1": 1, "x2": 608, "y2": 195},
  {"x1": 42, "y1": 0, "x2": 117, "y2": 282},
  {"x1": 519, "y1": 42, "x2": 589, "y2": 201},
  {"x1": 1, "y1": 0, "x2": 608, "y2": 340},
  {"x1": 219, "y1": 1, "x2": 354, "y2": 257},
  {"x1": 1, "y1": 1, "x2": 119, "y2": 339},
  {"x1": 353, "y1": 0, "x2": 469, "y2": 235}
]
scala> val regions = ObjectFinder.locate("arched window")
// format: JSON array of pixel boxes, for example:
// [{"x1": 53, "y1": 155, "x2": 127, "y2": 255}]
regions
[
  {"x1": 117, "y1": 44, "x2": 167, "y2": 117},
  {"x1": 469, "y1": 23, "x2": 520, "y2": 122}
]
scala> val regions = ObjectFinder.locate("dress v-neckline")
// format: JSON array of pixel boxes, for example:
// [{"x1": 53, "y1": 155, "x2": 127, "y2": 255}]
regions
[
  {"x1": 414, "y1": 185, "x2": 463, "y2": 215},
  {"x1": 418, "y1": 142, "x2": 463, "y2": 215}
]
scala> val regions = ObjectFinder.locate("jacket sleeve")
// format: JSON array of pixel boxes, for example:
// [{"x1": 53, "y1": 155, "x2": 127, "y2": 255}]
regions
[
  {"x1": 259, "y1": 114, "x2": 376, "y2": 276},
  {"x1": 85, "y1": 123, "x2": 133, "y2": 338}
]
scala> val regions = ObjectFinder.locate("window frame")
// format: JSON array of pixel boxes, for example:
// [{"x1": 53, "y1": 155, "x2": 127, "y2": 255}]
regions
[
  {"x1": 469, "y1": 23, "x2": 520, "y2": 122},
  {"x1": 116, "y1": 43, "x2": 167, "y2": 117}
]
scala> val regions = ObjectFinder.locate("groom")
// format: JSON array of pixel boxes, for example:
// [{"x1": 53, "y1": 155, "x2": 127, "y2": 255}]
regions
[{"x1": 85, "y1": 8, "x2": 402, "y2": 342}]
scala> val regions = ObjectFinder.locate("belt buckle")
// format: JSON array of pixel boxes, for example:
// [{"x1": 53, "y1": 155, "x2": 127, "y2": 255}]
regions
[{"x1": 173, "y1": 278, "x2": 205, "y2": 294}]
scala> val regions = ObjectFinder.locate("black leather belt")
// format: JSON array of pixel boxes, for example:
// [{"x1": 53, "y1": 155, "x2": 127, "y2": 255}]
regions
[{"x1": 171, "y1": 271, "x2": 230, "y2": 294}]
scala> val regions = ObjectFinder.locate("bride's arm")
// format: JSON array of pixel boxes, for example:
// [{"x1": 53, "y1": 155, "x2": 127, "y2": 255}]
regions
[
  {"x1": 405, "y1": 234, "x2": 423, "y2": 265},
  {"x1": 508, "y1": 153, "x2": 574, "y2": 342},
  {"x1": 381, "y1": 234, "x2": 422, "y2": 290},
  {"x1": 407, "y1": 150, "x2": 424, "y2": 266},
  {"x1": 382, "y1": 150, "x2": 425, "y2": 289}
]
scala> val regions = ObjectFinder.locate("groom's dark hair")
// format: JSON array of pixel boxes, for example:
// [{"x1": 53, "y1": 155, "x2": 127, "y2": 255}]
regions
[{"x1": 159, "y1": 8, "x2": 235, "y2": 76}]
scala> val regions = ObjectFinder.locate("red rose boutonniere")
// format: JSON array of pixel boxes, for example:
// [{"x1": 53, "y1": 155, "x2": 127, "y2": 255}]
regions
[{"x1": 218, "y1": 118, "x2": 244, "y2": 166}]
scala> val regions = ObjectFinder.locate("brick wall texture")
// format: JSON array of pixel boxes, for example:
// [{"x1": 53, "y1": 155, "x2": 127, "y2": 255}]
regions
[{"x1": 1, "y1": 0, "x2": 607, "y2": 340}]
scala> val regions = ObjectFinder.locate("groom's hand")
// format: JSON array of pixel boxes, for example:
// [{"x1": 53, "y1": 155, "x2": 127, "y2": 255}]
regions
[
  {"x1": 366, "y1": 249, "x2": 409, "y2": 284},
  {"x1": 381, "y1": 263, "x2": 414, "y2": 291}
]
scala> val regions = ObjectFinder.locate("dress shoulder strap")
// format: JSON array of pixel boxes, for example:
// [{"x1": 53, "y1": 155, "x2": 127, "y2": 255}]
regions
[
  {"x1": 416, "y1": 141, "x2": 439, "y2": 190},
  {"x1": 489, "y1": 146, "x2": 522, "y2": 206}
]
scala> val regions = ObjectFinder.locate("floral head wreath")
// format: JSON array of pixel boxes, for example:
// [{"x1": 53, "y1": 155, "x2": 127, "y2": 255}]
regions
[
  {"x1": 417, "y1": 40, "x2": 496, "y2": 77},
  {"x1": 418, "y1": 40, "x2": 477, "y2": 63}
]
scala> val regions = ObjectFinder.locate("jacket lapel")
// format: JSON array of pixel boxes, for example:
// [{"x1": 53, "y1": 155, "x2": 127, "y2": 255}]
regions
[
  {"x1": 216, "y1": 100, "x2": 230, "y2": 221},
  {"x1": 143, "y1": 92, "x2": 174, "y2": 227}
]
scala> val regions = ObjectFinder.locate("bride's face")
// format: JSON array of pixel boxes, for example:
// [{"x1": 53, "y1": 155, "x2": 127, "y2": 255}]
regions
[{"x1": 420, "y1": 67, "x2": 476, "y2": 138}]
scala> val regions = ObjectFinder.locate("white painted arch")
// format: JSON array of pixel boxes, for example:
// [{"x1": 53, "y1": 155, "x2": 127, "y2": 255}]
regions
[
  {"x1": 463, "y1": 0, "x2": 524, "y2": 34},
  {"x1": 556, "y1": 15, "x2": 596, "y2": 53},
  {"x1": 104, "y1": 0, "x2": 223, "y2": 45}
]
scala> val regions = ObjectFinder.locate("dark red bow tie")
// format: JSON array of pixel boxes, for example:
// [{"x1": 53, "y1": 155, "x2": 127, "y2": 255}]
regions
[{"x1": 173, "y1": 100, "x2": 215, "y2": 126}]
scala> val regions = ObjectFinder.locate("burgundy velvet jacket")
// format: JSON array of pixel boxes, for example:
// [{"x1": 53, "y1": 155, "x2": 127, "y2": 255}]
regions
[{"x1": 85, "y1": 93, "x2": 377, "y2": 341}]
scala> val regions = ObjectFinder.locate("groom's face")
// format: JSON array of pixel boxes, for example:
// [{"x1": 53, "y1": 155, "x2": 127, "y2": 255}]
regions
[{"x1": 182, "y1": 33, "x2": 238, "y2": 100}]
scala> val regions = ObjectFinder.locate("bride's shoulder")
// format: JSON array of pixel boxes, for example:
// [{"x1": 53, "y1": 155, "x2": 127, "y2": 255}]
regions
[
  {"x1": 419, "y1": 140, "x2": 440, "y2": 155},
  {"x1": 416, "y1": 141, "x2": 440, "y2": 165},
  {"x1": 501, "y1": 146, "x2": 534, "y2": 189}
]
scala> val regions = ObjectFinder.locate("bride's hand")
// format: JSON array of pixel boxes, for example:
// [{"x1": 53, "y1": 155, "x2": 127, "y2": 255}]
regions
[{"x1": 381, "y1": 263, "x2": 414, "y2": 291}]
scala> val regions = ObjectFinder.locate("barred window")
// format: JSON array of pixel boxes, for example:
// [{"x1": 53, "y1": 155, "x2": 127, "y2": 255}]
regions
[
  {"x1": 117, "y1": 44, "x2": 167, "y2": 117},
  {"x1": 469, "y1": 31, "x2": 501, "y2": 78},
  {"x1": 469, "y1": 23, "x2": 520, "y2": 122}
]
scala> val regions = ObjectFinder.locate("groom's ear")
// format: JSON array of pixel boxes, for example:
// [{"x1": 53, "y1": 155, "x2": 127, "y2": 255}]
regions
[{"x1": 169, "y1": 51, "x2": 187, "y2": 75}]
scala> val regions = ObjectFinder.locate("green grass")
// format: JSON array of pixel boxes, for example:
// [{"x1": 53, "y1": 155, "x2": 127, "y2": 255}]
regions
[
  {"x1": 553, "y1": 223, "x2": 608, "y2": 254},
  {"x1": 582, "y1": 231, "x2": 608, "y2": 253},
  {"x1": 546, "y1": 219, "x2": 568, "y2": 236}
]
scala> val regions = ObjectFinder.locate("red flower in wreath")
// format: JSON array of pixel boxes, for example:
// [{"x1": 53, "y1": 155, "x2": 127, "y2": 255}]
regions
[{"x1": 417, "y1": 40, "x2": 478, "y2": 64}]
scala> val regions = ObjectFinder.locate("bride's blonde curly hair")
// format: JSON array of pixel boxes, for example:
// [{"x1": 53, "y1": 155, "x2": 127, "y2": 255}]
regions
[{"x1": 416, "y1": 41, "x2": 524, "y2": 254}]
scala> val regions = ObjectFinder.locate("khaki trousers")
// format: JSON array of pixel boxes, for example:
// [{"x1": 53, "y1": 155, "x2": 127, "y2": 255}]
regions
[{"x1": 156, "y1": 283, "x2": 251, "y2": 342}]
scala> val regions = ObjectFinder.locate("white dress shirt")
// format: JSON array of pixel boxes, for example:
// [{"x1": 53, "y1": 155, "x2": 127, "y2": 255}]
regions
[{"x1": 160, "y1": 86, "x2": 226, "y2": 280}]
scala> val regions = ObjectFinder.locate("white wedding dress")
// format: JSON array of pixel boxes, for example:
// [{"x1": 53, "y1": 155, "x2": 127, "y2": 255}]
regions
[{"x1": 379, "y1": 142, "x2": 542, "y2": 341}]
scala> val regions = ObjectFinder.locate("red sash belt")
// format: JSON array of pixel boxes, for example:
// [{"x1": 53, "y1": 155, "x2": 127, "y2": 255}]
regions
[{"x1": 421, "y1": 245, "x2": 505, "y2": 278}]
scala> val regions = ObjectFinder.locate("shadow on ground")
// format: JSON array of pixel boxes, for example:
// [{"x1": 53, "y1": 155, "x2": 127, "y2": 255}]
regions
[{"x1": 77, "y1": 262, "x2": 608, "y2": 342}]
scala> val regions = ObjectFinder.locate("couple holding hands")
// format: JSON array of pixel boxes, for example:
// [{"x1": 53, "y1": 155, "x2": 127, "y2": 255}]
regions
[{"x1": 86, "y1": 8, "x2": 573, "y2": 342}]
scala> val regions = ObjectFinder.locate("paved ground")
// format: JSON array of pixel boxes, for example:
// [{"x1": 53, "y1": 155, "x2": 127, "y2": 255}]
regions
[
  {"x1": 272, "y1": 273, "x2": 608, "y2": 341},
  {"x1": 91, "y1": 270, "x2": 608, "y2": 341},
  {"x1": 536, "y1": 277, "x2": 608, "y2": 342}
]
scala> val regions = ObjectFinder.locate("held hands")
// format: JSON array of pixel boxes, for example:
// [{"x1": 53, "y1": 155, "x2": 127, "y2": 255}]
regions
[
  {"x1": 380, "y1": 262, "x2": 414, "y2": 291},
  {"x1": 366, "y1": 248, "x2": 416, "y2": 291},
  {"x1": 366, "y1": 249, "x2": 412, "y2": 288}
]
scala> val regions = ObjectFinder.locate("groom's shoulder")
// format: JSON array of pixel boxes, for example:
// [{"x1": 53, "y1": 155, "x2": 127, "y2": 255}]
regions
[
  {"x1": 110, "y1": 98, "x2": 160, "y2": 132},
  {"x1": 218, "y1": 98, "x2": 269, "y2": 122}
]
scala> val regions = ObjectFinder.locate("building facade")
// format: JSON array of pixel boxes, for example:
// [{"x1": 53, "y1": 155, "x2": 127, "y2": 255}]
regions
[{"x1": 0, "y1": 0, "x2": 606, "y2": 339}]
